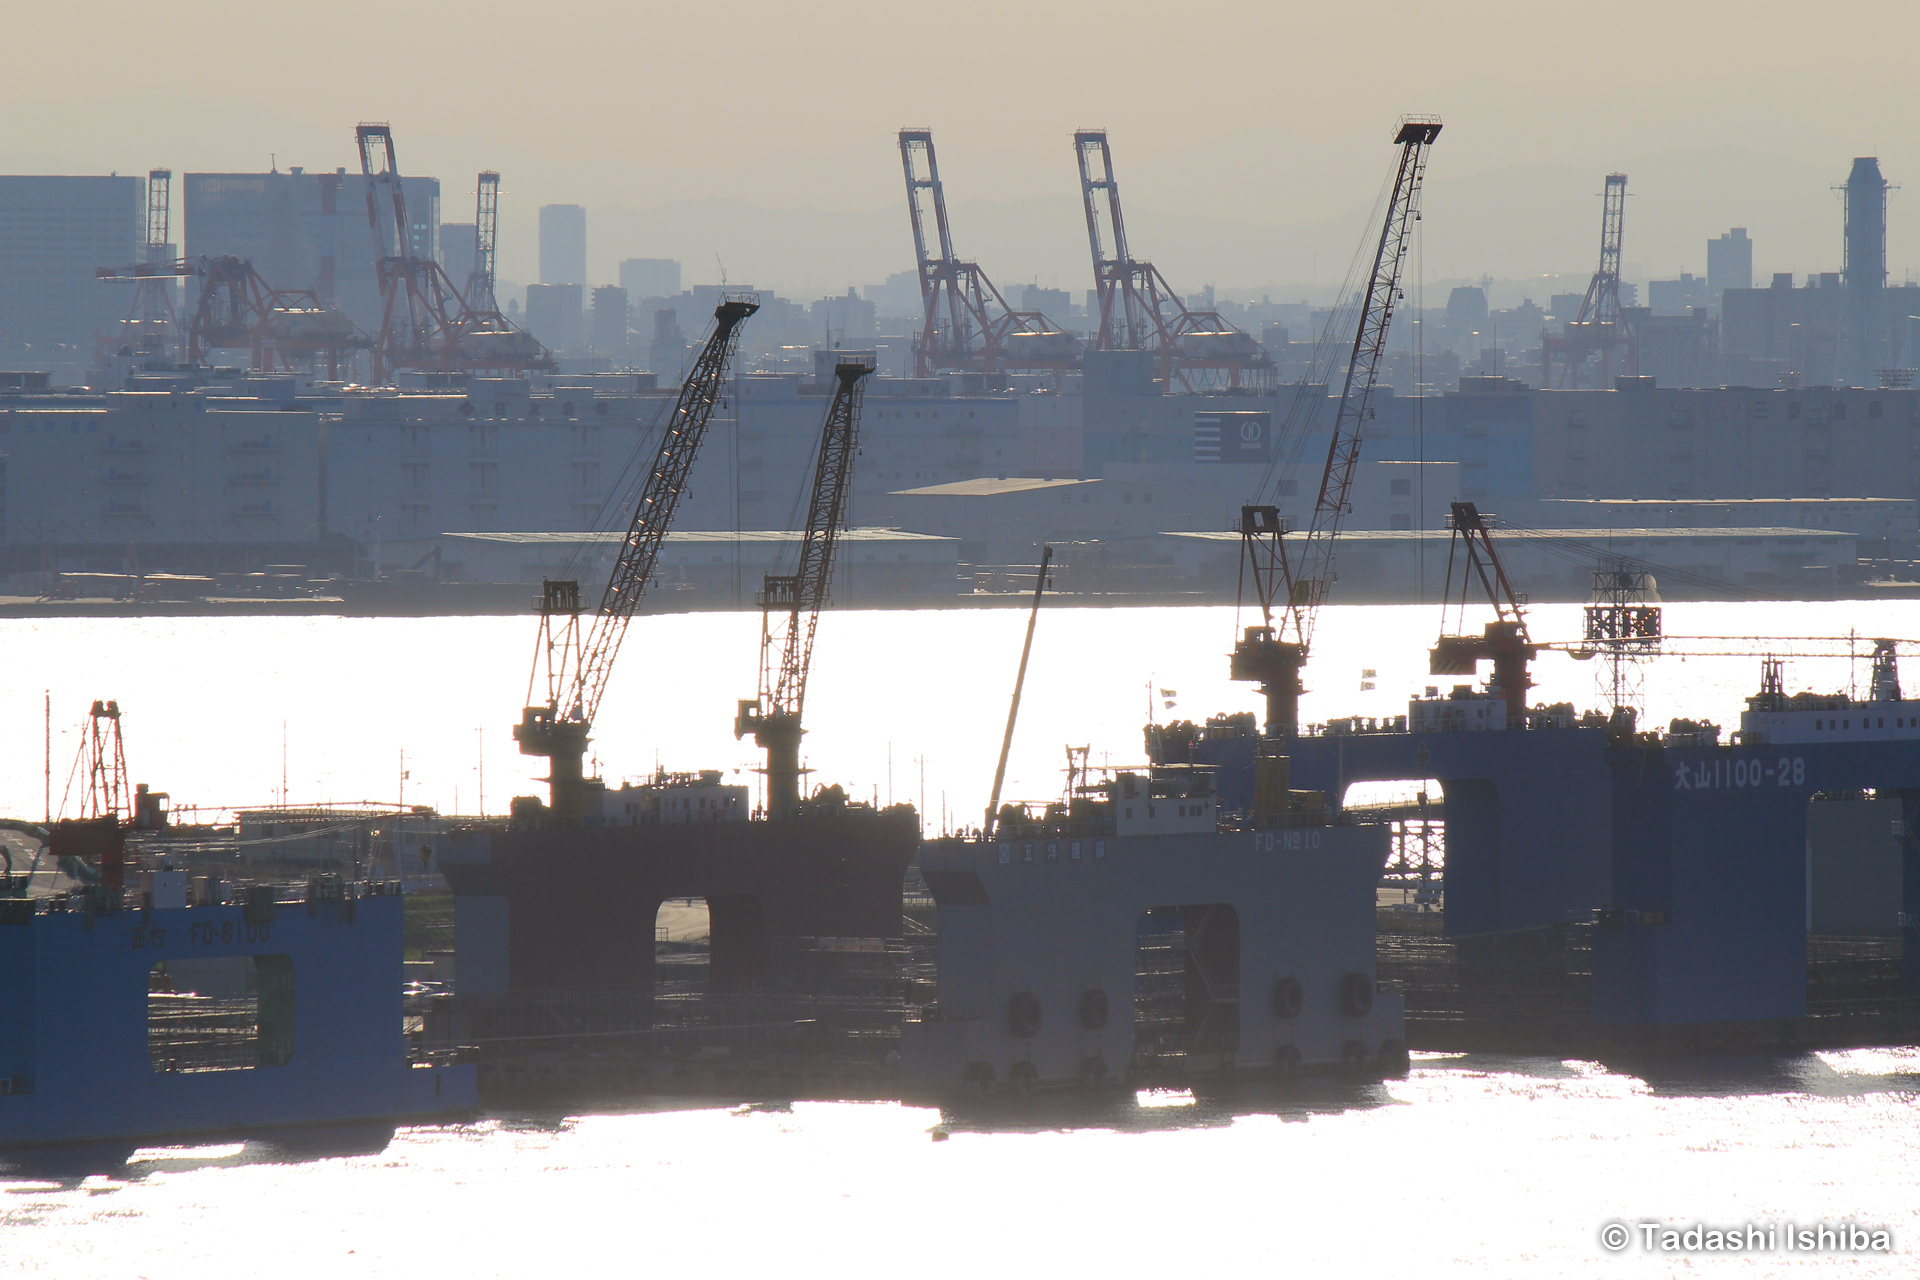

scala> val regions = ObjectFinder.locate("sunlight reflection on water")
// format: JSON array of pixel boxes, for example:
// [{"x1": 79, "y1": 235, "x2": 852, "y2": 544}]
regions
[
  {"x1": 2, "y1": 597, "x2": 1915, "y2": 827},
  {"x1": 3, "y1": 1053, "x2": 1917, "y2": 1278}
]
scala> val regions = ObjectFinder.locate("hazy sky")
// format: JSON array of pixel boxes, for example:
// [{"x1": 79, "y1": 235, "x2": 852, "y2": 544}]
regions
[{"x1": 10, "y1": 1, "x2": 1920, "y2": 294}]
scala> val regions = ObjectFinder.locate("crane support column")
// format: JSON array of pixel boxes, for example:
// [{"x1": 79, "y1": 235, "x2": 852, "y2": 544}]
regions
[
  {"x1": 735, "y1": 358, "x2": 874, "y2": 816},
  {"x1": 516, "y1": 296, "x2": 760, "y2": 820}
]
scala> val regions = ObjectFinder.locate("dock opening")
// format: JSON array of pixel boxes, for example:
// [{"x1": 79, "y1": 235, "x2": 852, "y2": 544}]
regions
[
  {"x1": 655, "y1": 897, "x2": 712, "y2": 994},
  {"x1": 1134, "y1": 904, "x2": 1240, "y2": 1060},
  {"x1": 1344, "y1": 778, "x2": 1447, "y2": 906},
  {"x1": 148, "y1": 955, "x2": 294, "y2": 1072}
]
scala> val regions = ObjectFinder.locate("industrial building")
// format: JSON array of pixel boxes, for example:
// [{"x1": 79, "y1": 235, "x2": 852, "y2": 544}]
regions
[
  {"x1": 0, "y1": 381, "x2": 324, "y2": 572},
  {"x1": 4, "y1": 359, "x2": 1915, "y2": 601},
  {"x1": 0, "y1": 135, "x2": 1917, "y2": 605}
]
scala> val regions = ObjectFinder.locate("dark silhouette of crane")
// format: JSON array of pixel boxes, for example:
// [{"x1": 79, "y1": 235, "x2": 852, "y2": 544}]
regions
[
  {"x1": 898, "y1": 129, "x2": 1078, "y2": 377},
  {"x1": 734, "y1": 358, "x2": 875, "y2": 815},
  {"x1": 1544, "y1": 173, "x2": 1634, "y2": 388},
  {"x1": 1231, "y1": 116, "x2": 1442, "y2": 739},
  {"x1": 1073, "y1": 130, "x2": 1272, "y2": 392},
  {"x1": 514, "y1": 295, "x2": 760, "y2": 820},
  {"x1": 1428, "y1": 501, "x2": 1538, "y2": 727}
]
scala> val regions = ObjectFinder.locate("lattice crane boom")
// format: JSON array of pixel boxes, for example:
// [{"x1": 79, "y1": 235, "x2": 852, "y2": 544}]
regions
[
  {"x1": 469, "y1": 170, "x2": 500, "y2": 311},
  {"x1": 1292, "y1": 118, "x2": 1441, "y2": 643},
  {"x1": 1429, "y1": 501, "x2": 1538, "y2": 727},
  {"x1": 446, "y1": 169, "x2": 553, "y2": 373},
  {"x1": 1578, "y1": 173, "x2": 1628, "y2": 328},
  {"x1": 1545, "y1": 173, "x2": 1635, "y2": 388},
  {"x1": 515, "y1": 295, "x2": 760, "y2": 818},
  {"x1": 144, "y1": 169, "x2": 171, "y2": 262},
  {"x1": 1230, "y1": 117, "x2": 1441, "y2": 738},
  {"x1": 734, "y1": 358, "x2": 874, "y2": 815}
]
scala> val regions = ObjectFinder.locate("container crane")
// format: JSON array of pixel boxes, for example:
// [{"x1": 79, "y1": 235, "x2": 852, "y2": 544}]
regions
[
  {"x1": 733, "y1": 358, "x2": 875, "y2": 815},
  {"x1": 184, "y1": 256, "x2": 362, "y2": 375},
  {"x1": 898, "y1": 129, "x2": 1078, "y2": 377},
  {"x1": 466, "y1": 171, "x2": 502, "y2": 311},
  {"x1": 1073, "y1": 131, "x2": 1272, "y2": 391},
  {"x1": 1544, "y1": 173, "x2": 1634, "y2": 388},
  {"x1": 514, "y1": 295, "x2": 760, "y2": 820},
  {"x1": 103, "y1": 254, "x2": 363, "y2": 375},
  {"x1": 106, "y1": 169, "x2": 181, "y2": 362},
  {"x1": 356, "y1": 123, "x2": 468, "y2": 382},
  {"x1": 449, "y1": 170, "x2": 554, "y2": 374},
  {"x1": 1231, "y1": 116, "x2": 1442, "y2": 739}
]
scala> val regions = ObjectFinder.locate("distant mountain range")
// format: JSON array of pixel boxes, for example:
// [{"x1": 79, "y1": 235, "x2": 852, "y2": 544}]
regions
[{"x1": 492, "y1": 147, "x2": 1891, "y2": 308}]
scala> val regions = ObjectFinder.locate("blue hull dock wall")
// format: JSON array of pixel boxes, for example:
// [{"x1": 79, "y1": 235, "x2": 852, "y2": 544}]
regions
[
  {"x1": 1179, "y1": 728, "x2": 1920, "y2": 1044},
  {"x1": 0, "y1": 891, "x2": 475, "y2": 1150}
]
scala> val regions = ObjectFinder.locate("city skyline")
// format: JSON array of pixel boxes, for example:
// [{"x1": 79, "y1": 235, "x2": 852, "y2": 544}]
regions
[{"x1": 6, "y1": 0, "x2": 1918, "y2": 297}]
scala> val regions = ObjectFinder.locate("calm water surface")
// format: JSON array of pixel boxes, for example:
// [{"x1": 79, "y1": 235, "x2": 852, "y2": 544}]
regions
[
  {"x1": 4, "y1": 1051, "x2": 1918, "y2": 1277},
  {"x1": 3, "y1": 598, "x2": 1917, "y2": 823}
]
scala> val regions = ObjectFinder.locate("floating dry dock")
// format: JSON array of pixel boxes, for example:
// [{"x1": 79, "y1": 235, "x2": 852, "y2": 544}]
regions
[
  {"x1": 1161, "y1": 657, "x2": 1920, "y2": 1052},
  {"x1": 1, "y1": 881, "x2": 474, "y2": 1150}
]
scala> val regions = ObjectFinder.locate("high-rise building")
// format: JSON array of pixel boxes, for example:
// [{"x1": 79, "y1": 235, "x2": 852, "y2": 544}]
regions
[
  {"x1": 1844, "y1": 158, "x2": 1889, "y2": 380},
  {"x1": 441, "y1": 222, "x2": 476, "y2": 299},
  {"x1": 590, "y1": 285, "x2": 629, "y2": 354},
  {"x1": 648, "y1": 308, "x2": 688, "y2": 378},
  {"x1": 0, "y1": 175, "x2": 142, "y2": 371},
  {"x1": 811, "y1": 289, "x2": 878, "y2": 347},
  {"x1": 1021, "y1": 284, "x2": 1072, "y2": 318},
  {"x1": 539, "y1": 204, "x2": 586, "y2": 286},
  {"x1": 183, "y1": 168, "x2": 440, "y2": 335},
  {"x1": 619, "y1": 258, "x2": 680, "y2": 302},
  {"x1": 1707, "y1": 228, "x2": 1752, "y2": 297},
  {"x1": 525, "y1": 282, "x2": 582, "y2": 352},
  {"x1": 1648, "y1": 274, "x2": 1712, "y2": 316}
]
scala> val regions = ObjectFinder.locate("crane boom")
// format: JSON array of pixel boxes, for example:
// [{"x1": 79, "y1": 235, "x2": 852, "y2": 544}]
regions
[
  {"x1": 1429, "y1": 501, "x2": 1538, "y2": 728},
  {"x1": 446, "y1": 170, "x2": 552, "y2": 373},
  {"x1": 468, "y1": 170, "x2": 500, "y2": 311},
  {"x1": 515, "y1": 295, "x2": 760, "y2": 819},
  {"x1": 1073, "y1": 130, "x2": 1271, "y2": 390},
  {"x1": 734, "y1": 357, "x2": 875, "y2": 815},
  {"x1": 1545, "y1": 173, "x2": 1633, "y2": 388},
  {"x1": 1231, "y1": 116, "x2": 1441, "y2": 738}
]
